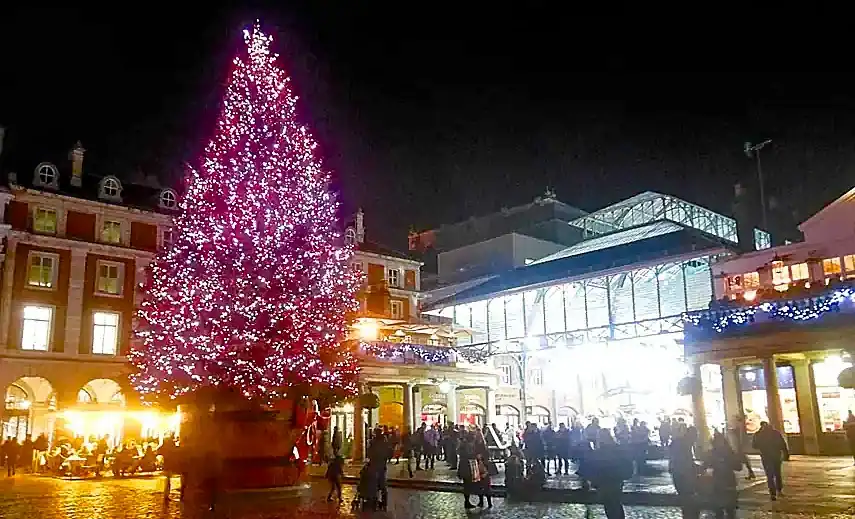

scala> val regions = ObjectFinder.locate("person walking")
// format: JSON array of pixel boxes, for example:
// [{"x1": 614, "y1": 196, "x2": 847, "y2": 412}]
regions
[
  {"x1": 325, "y1": 454, "x2": 344, "y2": 502},
  {"x1": 844, "y1": 410, "x2": 855, "y2": 465},
  {"x1": 401, "y1": 426, "x2": 414, "y2": 478},
  {"x1": 728, "y1": 414, "x2": 756, "y2": 479},
  {"x1": 669, "y1": 428, "x2": 700, "y2": 519},
  {"x1": 5, "y1": 438, "x2": 18, "y2": 477},
  {"x1": 703, "y1": 432, "x2": 742, "y2": 519},
  {"x1": 752, "y1": 421, "x2": 789, "y2": 501},
  {"x1": 589, "y1": 429, "x2": 632, "y2": 519},
  {"x1": 159, "y1": 435, "x2": 181, "y2": 501},
  {"x1": 331, "y1": 425, "x2": 343, "y2": 457},
  {"x1": 413, "y1": 422, "x2": 426, "y2": 471},
  {"x1": 423, "y1": 424, "x2": 439, "y2": 470},
  {"x1": 475, "y1": 453, "x2": 493, "y2": 508}
]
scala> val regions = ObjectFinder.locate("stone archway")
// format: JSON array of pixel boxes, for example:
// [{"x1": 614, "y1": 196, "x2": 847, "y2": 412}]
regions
[{"x1": 3, "y1": 376, "x2": 56, "y2": 441}]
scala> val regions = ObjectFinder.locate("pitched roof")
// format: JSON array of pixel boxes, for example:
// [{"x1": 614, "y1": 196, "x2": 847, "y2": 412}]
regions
[
  {"x1": 357, "y1": 240, "x2": 421, "y2": 263},
  {"x1": 424, "y1": 222, "x2": 735, "y2": 309}
]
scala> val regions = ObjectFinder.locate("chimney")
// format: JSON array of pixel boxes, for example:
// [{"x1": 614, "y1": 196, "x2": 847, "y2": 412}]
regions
[
  {"x1": 733, "y1": 182, "x2": 757, "y2": 252},
  {"x1": 69, "y1": 141, "x2": 85, "y2": 187},
  {"x1": 355, "y1": 208, "x2": 365, "y2": 243}
]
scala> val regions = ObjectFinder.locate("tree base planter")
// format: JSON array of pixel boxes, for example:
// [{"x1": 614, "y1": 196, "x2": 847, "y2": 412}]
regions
[{"x1": 178, "y1": 390, "x2": 327, "y2": 500}]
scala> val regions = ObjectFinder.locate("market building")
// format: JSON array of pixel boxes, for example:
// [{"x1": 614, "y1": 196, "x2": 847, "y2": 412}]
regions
[
  {"x1": 685, "y1": 184, "x2": 855, "y2": 455},
  {"x1": 422, "y1": 191, "x2": 772, "y2": 435},
  {"x1": 0, "y1": 140, "x2": 179, "y2": 445},
  {"x1": 330, "y1": 213, "x2": 499, "y2": 460}
]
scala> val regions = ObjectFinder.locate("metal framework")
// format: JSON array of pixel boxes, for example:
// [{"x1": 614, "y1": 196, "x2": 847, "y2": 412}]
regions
[
  {"x1": 439, "y1": 255, "x2": 714, "y2": 351},
  {"x1": 568, "y1": 191, "x2": 738, "y2": 244}
]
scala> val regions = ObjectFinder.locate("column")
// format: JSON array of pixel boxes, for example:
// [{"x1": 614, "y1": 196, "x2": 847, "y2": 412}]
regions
[
  {"x1": 762, "y1": 356, "x2": 785, "y2": 433},
  {"x1": 413, "y1": 385, "x2": 423, "y2": 427},
  {"x1": 64, "y1": 248, "x2": 88, "y2": 354},
  {"x1": 402, "y1": 383, "x2": 413, "y2": 432},
  {"x1": 691, "y1": 363, "x2": 710, "y2": 453},
  {"x1": 792, "y1": 358, "x2": 820, "y2": 454},
  {"x1": 485, "y1": 388, "x2": 495, "y2": 426},
  {"x1": 446, "y1": 386, "x2": 458, "y2": 425},
  {"x1": 550, "y1": 389, "x2": 559, "y2": 426},
  {"x1": 352, "y1": 398, "x2": 364, "y2": 462},
  {"x1": 721, "y1": 361, "x2": 742, "y2": 446},
  {"x1": 0, "y1": 239, "x2": 17, "y2": 347}
]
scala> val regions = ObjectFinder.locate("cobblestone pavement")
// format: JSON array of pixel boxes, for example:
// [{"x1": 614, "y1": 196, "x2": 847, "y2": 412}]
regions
[
  {"x1": 310, "y1": 457, "x2": 763, "y2": 494},
  {"x1": 0, "y1": 472, "x2": 854, "y2": 519}
]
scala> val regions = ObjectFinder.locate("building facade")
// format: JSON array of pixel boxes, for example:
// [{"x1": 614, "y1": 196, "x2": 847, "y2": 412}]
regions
[
  {"x1": 0, "y1": 143, "x2": 178, "y2": 444},
  {"x1": 685, "y1": 185, "x2": 855, "y2": 455},
  {"x1": 334, "y1": 214, "x2": 499, "y2": 460},
  {"x1": 423, "y1": 192, "x2": 771, "y2": 436}
]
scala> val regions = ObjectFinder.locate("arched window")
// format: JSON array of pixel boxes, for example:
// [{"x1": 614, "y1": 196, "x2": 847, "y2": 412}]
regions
[
  {"x1": 99, "y1": 176, "x2": 122, "y2": 201},
  {"x1": 34, "y1": 163, "x2": 59, "y2": 189},
  {"x1": 159, "y1": 189, "x2": 177, "y2": 209},
  {"x1": 344, "y1": 227, "x2": 357, "y2": 245}
]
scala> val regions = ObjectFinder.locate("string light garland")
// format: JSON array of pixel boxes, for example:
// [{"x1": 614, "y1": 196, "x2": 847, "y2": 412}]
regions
[
  {"x1": 358, "y1": 341, "x2": 490, "y2": 365},
  {"x1": 685, "y1": 285, "x2": 855, "y2": 334},
  {"x1": 129, "y1": 24, "x2": 362, "y2": 403}
]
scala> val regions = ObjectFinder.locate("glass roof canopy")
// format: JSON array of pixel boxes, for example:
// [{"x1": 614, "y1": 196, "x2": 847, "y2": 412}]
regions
[
  {"x1": 532, "y1": 220, "x2": 684, "y2": 265},
  {"x1": 569, "y1": 191, "x2": 738, "y2": 244}
]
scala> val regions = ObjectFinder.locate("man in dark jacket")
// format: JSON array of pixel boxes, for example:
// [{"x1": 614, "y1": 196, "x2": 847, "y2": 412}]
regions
[{"x1": 752, "y1": 421, "x2": 789, "y2": 500}]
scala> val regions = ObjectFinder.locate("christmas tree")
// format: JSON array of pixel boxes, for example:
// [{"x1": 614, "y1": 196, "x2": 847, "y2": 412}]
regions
[{"x1": 130, "y1": 25, "x2": 362, "y2": 404}]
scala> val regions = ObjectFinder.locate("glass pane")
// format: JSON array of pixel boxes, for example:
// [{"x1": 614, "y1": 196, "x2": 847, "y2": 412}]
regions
[
  {"x1": 470, "y1": 301, "x2": 488, "y2": 344},
  {"x1": 658, "y1": 263, "x2": 687, "y2": 316},
  {"x1": 585, "y1": 279, "x2": 609, "y2": 328},
  {"x1": 791, "y1": 263, "x2": 809, "y2": 281},
  {"x1": 504, "y1": 293, "x2": 524, "y2": 339},
  {"x1": 487, "y1": 297, "x2": 505, "y2": 342},
  {"x1": 738, "y1": 364, "x2": 798, "y2": 434},
  {"x1": 685, "y1": 259, "x2": 713, "y2": 311},
  {"x1": 544, "y1": 285, "x2": 565, "y2": 334},
  {"x1": 813, "y1": 357, "x2": 855, "y2": 432},
  {"x1": 823, "y1": 258, "x2": 842, "y2": 276},
  {"x1": 608, "y1": 273, "x2": 634, "y2": 324},
  {"x1": 523, "y1": 290, "x2": 545, "y2": 337},
  {"x1": 633, "y1": 268, "x2": 659, "y2": 321},
  {"x1": 564, "y1": 282, "x2": 586, "y2": 331}
]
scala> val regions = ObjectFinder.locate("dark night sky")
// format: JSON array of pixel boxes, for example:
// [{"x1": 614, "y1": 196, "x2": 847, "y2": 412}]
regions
[{"x1": 2, "y1": 7, "x2": 854, "y2": 249}]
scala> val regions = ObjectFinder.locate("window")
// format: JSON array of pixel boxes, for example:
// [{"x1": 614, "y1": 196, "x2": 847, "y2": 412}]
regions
[
  {"x1": 100, "y1": 176, "x2": 122, "y2": 200},
  {"x1": 791, "y1": 263, "x2": 810, "y2": 281},
  {"x1": 743, "y1": 272, "x2": 760, "y2": 289},
  {"x1": 96, "y1": 261, "x2": 124, "y2": 296},
  {"x1": 351, "y1": 261, "x2": 364, "y2": 272},
  {"x1": 528, "y1": 368, "x2": 543, "y2": 387},
  {"x1": 27, "y1": 252, "x2": 58, "y2": 289},
  {"x1": 34, "y1": 163, "x2": 58, "y2": 189},
  {"x1": 21, "y1": 305, "x2": 53, "y2": 351},
  {"x1": 161, "y1": 227, "x2": 174, "y2": 249},
  {"x1": 344, "y1": 227, "x2": 357, "y2": 245},
  {"x1": 33, "y1": 208, "x2": 57, "y2": 235},
  {"x1": 771, "y1": 261, "x2": 790, "y2": 286},
  {"x1": 387, "y1": 268, "x2": 401, "y2": 288},
  {"x1": 823, "y1": 257, "x2": 842, "y2": 277},
  {"x1": 92, "y1": 311, "x2": 120, "y2": 355},
  {"x1": 499, "y1": 365, "x2": 512, "y2": 385},
  {"x1": 100, "y1": 220, "x2": 122, "y2": 244},
  {"x1": 390, "y1": 300, "x2": 404, "y2": 319},
  {"x1": 159, "y1": 189, "x2": 177, "y2": 209},
  {"x1": 845, "y1": 255, "x2": 855, "y2": 273}
]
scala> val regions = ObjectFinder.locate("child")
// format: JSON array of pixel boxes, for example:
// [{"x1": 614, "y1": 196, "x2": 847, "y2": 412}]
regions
[{"x1": 325, "y1": 455, "x2": 344, "y2": 502}]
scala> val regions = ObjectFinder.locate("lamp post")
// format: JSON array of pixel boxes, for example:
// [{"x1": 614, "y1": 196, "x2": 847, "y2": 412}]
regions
[{"x1": 744, "y1": 139, "x2": 772, "y2": 232}]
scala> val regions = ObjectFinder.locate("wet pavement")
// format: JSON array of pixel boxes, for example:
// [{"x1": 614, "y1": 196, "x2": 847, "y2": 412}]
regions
[{"x1": 0, "y1": 456, "x2": 852, "y2": 518}]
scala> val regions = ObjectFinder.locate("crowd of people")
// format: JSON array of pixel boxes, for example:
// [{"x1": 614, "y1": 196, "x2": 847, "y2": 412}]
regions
[{"x1": 0, "y1": 433, "x2": 180, "y2": 480}]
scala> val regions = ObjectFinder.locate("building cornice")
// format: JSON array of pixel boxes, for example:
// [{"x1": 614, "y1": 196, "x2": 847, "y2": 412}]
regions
[
  {"x1": 10, "y1": 185, "x2": 172, "y2": 226},
  {"x1": 10, "y1": 230, "x2": 156, "y2": 260},
  {"x1": 354, "y1": 249, "x2": 423, "y2": 266}
]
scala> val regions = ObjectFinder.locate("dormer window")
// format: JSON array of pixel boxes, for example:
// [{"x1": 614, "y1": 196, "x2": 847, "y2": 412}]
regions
[
  {"x1": 159, "y1": 189, "x2": 178, "y2": 209},
  {"x1": 344, "y1": 227, "x2": 357, "y2": 245},
  {"x1": 99, "y1": 176, "x2": 122, "y2": 202},
  {"x1": 34, "y1": 163, "x2": 59, "y2": 189}
]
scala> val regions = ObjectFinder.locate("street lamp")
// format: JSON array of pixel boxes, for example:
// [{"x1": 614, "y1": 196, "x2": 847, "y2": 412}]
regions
[{"x1": 744, "y1": 139, "x2": 772, "y2": 232}]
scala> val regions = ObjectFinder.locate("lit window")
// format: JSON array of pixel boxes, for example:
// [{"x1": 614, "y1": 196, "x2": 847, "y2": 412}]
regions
[
  {"x1": 27, "y1": 253, "x2": 57, "y2": 289},
  {"x1": 21, "y1": 305, "x2": 52, "y2": 351},
  {"x1": 771, "y1": 261, "x2": 790, "y2": 286},
  {"x1": 96, "y1": 261, "x2": 124, "y2": 296},
  {"x1": 33, "y1": 208, "x2": 57, "y2": 235},
  {"x1": 352, "y1": 261, "x2": 364, "y2": 272},
  {"x1": 845, "y1": 255, "x2": 855, "y2": 272},
  {"x1": 499, "y1": 365, "x2": 512, "y2": 385},
  {"x1": 529, "y1": 368, "x2": 543, "y2": 386},
  {"x1": 100, "y1": 177, "x2": 122, "y2": 200},
  {"x1": 791, "y1": 263, "x2": 810, "y2": 281},
  {"x1": 100, "y1": 220, "x2": 122, "y2": 244},
  {"x1": 78, "y1": 389, "x2": 93, "y2": 403},
  {"x1": 344, "y1": 228, "x2": 357, "y2": 245},
  {"x1": 161, "y1": 227, "x2": 174, "y2": 249},
  {"x1": 743, "y1": 272, "x2": 760, "y2": 289},
  {"x1": 159, "y1": 189, "x2": 177, "y2": 209},
  {"x1": 35, "y1": 163, "x2": 58, "y2": 188},
  {"x1": 823, "y1": 258, "x2": 842, "y2": 277},
  {"x1": 92, "y1": 311, "x2": 120, "y2": 355},
  {"x1": 390, "y1": 300, "x2": 404, "y2": 319},
  {"x1": 387, "y1": 269, "x2": 401, "y2": 288}
]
